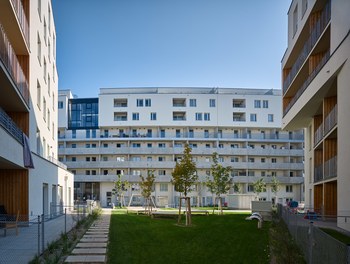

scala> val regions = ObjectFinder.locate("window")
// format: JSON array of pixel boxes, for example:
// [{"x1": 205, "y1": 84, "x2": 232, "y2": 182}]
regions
[
  {"x1": 160, "y1": 129, "x2": 165, "y2": 138},
  {"x1": 116, "y1": 156, "x2": 125, "y2": 162},
  {"x1": 293, "y1": 4, "x2": 298, "y2": 36},
  {"x1": 85, "y1": 157, "x2": 90, "y2": 162},
  {"x1": 268, "y1": 114, "x2": 274, "y2": 122},
  {"x1": 158, "y1": 170, "x2": 166, "y2": 176},
  {"x1": 85, "y1": 143, "x2": 90, "y2": 148},
  {"x1": 231, "y1": 157, "x2": 238, "y2": 162},
  {"x1": 43, "y1": 98, "x2": 46, "y2": 121},
  {"x1": 103, "y1": 170, "x2": 108, "y2": 175},
  {"x1": 250, "y1": 114, "x2": 257, "y2": 122},
  {"x1": 37, "y1": 81, "x2": 41, "y2": 109},
  {"x1": 132, "y1": 143, "x2": 141, "y2": 148},
  {"x1": 92, "y1": 129, "x2": 96, "y2": 138},
  {"x1": 261, "y1": 158, "x2": 266, "y2": 163},
  {"x1": 160, "y1": 184, "x2": 168, "y2": 192},
  {"x1": 37, "y1": 34, "x2": 41, "y2": 63},
  {"x1": 150, "y1": 112, "x2": 157, "y2": 120},
  {"x1": 204, "y1": 130, "x2": 209, "y2": 138},
  {"x1": 158, "y1": 156, "x2": 165, "y2": 162},
  {"x1": 218, "y1": 143, "x2": 224, "y2": 148},
  {"x1": 103, "y1": 143, "x2": 108, "y2": 148},
  {"x1": 218, "y1": 157, "x2": 224, "y2": 162},
  {"x1": 286, "y1": 185, "x2": 293, "y2": 193},
  {"x1": 147, "y1": 157, "x2": 152, "y2": 162},
  {"x1": 86, "y1": 130, "x2": 90, "y2": 138},
  {"x1": 71, "y1": 157, "x2": 76, "y2": 162},
  {"x1": 102, "y1": 156, "x2": 108, "y2": 161},
  {"x1": 261, "y1": 171, "x2": 266, "y2": 177},
  {"x1": 72, "y1": 130, "x2": 76, "y2": 139},
  {"x1": 158, "y1": 143, "x2": 166, "y2": 148},
  {"x1": 86, "y1": 170, "x2": 90, "y2": 175},
  {"x1": 189, "y1": 99, "x2": 196, "y2": 107},
  {"x1": 263, "y1": 100, "x2": 268, "y2": 108},
  {"x1": 131, "y1": 156, "x2": 141, "y2": 161},
  {"x1": 209, "y1": 99, "x2": 216, "y2": 107},
  {"x1": 136, "y1": 99, "x2": 143, "y2": 107},
  {"x1": 58, "y1": 101, "x2": 63, "y2": 109},
  {"x1": 272, "y1": 158, "x2": 277, "y2": 163},
  {"x1": 147, "y1": 143, "x2": 152, "y2": 148},
  {"x1": 254, "y1": 100, "x2": 261, "y2": 108},
  {"x1": 145, "y1": 99, "x2": 151, "y2": 107},
  {"x1": 248, "y1": 158, "x2": 255, "y2": 163},
  {"x1": 195, "y1": 113, "x2": 202, "y2": 121},
  {"x1": 204, "y1": 113, "x2": 210, "y2": 121},
  {"x1": 248, "y1": 185, "x2": 254, "y2": 192},
  {"x1": 132, "y1": 112, "x2": 140, "y2": 121}
]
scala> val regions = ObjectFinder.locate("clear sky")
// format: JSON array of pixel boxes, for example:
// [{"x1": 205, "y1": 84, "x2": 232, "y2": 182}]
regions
[{"x1": 52, "y1": 0, "x2": 290, "y2": 98}]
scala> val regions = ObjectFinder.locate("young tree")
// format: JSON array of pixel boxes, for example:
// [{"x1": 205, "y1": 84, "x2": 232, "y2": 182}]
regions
[
  {"x1": 140, "y1": 170, "x2": 156, "y2": 215},
  {"x1": 271, "y1": 176, "x2": 280, "y2": 206},
  {"x1": 112, "y1": 174, "x2": 128, "y2": 208},
  {"x1": 206, "y1": 152, "x2": 232, "y2": 215},
  {"x1": 253, "y1": 178, "x2": 266, "y2": 200},
  {"x1": 171, "y1": 144, "x2": 197, "y2": 226}
]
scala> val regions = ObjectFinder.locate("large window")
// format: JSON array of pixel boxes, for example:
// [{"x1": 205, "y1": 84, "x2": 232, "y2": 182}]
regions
[
  {"x1": 209, "y1": 99, "x2": 216, "y2": 107},
  {"x1": 254, "y1": 100, "x2": 261, "y2": 108},
  {"x1": 268, "y1": 114, "x2": 274, "y2": 122},
  {"x1": 150, "y1": 112, "x2": 157, "y2": 120},
  {"x1": 68, "y1": 98, "x2": 99, "y2": 129},
  {"x1": 204, "y1": 113, "x2": 210, "y2": 121},
  {"x1": 189, "y1": 99, "x2": 196, "y2": 107},
  {"x1": 145, "y1": 99, "x2": 151, "y2": 107},
  {"x1": 250, "y1": 114, "x2": 257, "y2": 122},
  {"x1": 137, "y1": 99, "x2": 144, "y2": 107},
  {"x1": 263, "y1": 100, "x2": 269, "y2": 108},
  {"x1": 132, "y1": 112, "x2": 140, "y2": 121},
  {"x1": 195, "y1": 113, "x2": 202, "y2": 121}
]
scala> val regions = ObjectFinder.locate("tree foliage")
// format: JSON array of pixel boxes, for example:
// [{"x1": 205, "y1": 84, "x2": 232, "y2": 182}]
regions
[
  {"x1": 112, "y1": 174, "x2": 128, "y2": 207},
  {"x1": 171, "y1": 143, "x2": 197, "y2": 225},
  {"x1": 140, "y1": 170, "x2": 156, "y2": 215},
  {"x1": 271, "y1": 176, "x2": 280, "y2": 205},
  {"x1": 206, "y1": 152, "x2": 232, "y2": 214},
  {"x1": 253, "y1": 178, "x2": 266, "y2": 200}
]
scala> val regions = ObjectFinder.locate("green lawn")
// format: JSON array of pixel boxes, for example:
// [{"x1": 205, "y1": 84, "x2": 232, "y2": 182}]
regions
[{"x1": 107, "y1": 210, "x2": 270, "y2": 264}]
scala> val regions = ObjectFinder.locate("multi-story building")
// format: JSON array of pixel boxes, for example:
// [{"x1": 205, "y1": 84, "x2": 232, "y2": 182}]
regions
[
  {"x1": 59, "y1": 88, "x2": 304, "y2": 208},
  {"x1": 282, "y1": 0, "x2": 350, "y2": 230},
  {"x1": 0, "y1": 0, "x2": 73, "y2": 218}
]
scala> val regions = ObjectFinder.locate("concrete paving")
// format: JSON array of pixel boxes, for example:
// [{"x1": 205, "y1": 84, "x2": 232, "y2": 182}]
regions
[{"x1": 65, "y1": 209, "x2": 111, "y2": 263}]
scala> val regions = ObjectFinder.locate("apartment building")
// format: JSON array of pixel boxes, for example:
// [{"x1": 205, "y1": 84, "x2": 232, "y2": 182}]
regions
[
  {"x1": 0, "y1": 0, "x2": 73, "y2": 218},
  {"x1": 282, "y1": 0, "x2": 350, "y2": 230},
  {"x1": 58, "y1": 88, "x2": 304, "y2": 208}
]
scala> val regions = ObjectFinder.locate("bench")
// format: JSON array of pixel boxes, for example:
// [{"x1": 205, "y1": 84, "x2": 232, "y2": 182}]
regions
[
  {"x1": 151, "y1": 209, "x2": 209, "y2": 218},
  {"x1": 0, "y1": 209, "x2": 19, "y2": 236}
]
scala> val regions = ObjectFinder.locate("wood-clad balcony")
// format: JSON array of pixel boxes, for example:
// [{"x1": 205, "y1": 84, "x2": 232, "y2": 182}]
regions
[{"x1": 0, "y1": 0, "x2": 30, "y2": 53}]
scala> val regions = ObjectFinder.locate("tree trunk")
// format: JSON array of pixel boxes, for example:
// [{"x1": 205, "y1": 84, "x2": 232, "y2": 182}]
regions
[
  {"x1": 178, "y1": 196, "x2": 182, "y2": 224},
  {"x1": 218, "y1": 196, "x2": 223, "y2": 215},
  {"x1": 187, "y1": 197, "x2": 192, "y2": 226},
  {"x1": 212, "y1": 196, "x2": 216, "y2": 215}
]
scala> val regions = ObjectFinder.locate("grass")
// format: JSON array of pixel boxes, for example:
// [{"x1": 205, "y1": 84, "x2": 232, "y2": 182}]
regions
[
  {"x1": 108, "y1": 210, "x2": 270, "y2": 264},
  {"x1": 320, "y1": 228, "x2": 350, "y2": 245}
]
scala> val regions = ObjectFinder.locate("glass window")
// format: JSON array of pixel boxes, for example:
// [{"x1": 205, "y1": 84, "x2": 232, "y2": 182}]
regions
[
  {"x1": 268, "y1": 114, "x2": 274, "y2": 122},
  {"x1": 189, "y1": 99, "x2": 196, "y2": 107},
  {"x1": 145, "y1": 99, "x2": 151, "y2": 107},
  {"x1": 254, "y1": 100, "x2": 261, "y2": 108},
  {"x1": 263, "y1": 100, "x2": 269, "y2": 108},
  {"x1": 58, "y1": 101, "x2": 63, "y2": 109},
  {"x1": 195, "y1": 113, "x2": 202, "y2": 121},
  {"x1": 204, "y1": 113, "x2": 210, "y2": 121},
  {"x1": 160, "y1": 184, "x2": 168, "y2": 191},
  {"x1": 132, "y1": 113, "x2": 140, "y2": 121},
  {"x1": 250, "y1": 114, "x2": 257, "y2": 122},
  {"x1": 209, "y1": 99, "x2": 216, "y2": 107},
  {"x1": 150, "y1": 112, "x2": 157, "y2": 121},
  {"x1": 137, "y1": 99, "x2": 143, "y2": 107}
]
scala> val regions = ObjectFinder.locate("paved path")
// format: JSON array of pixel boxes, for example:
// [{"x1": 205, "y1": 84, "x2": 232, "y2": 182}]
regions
[{"x1": 65, "y1": 209, "x2": 111, "y2": 263}]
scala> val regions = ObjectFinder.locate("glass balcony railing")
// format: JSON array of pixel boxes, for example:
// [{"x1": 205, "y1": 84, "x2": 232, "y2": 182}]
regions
[
  {"x1": 324, "y1": 105, "x2": 337, "y2": 134},
  {"x1": 283, "y1": 1, "x2": 331, "y2": 94},
  {"x1": 325, "y1": 156, "x2": 337, "y2": 179},
  {"x1": 314, "y1": 123, "x2": 323, "y2": 146},
  {"x1": 0, "y1": 24, "x2": 29, "y2": 106},
  {"x1": 314, "y1": 164, "x2": 323, "y2": 183},
  {"x1": 10, "y1": 0, "x2": 30, "y2": 47},
  {"x1": 0, "y1": 106, "x2": 23, "y2": 143}
]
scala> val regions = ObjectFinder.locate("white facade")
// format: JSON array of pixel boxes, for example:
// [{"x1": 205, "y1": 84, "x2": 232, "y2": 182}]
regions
[
  {"x1": 59, "y1": 88, "x2": 304, "y2": 209},
  {"x1": 282, "y1": 0, "x2": 350, "y2": 230},
  {"x1": 0, "y1": 0, "x2": 73, "y2": 218}
]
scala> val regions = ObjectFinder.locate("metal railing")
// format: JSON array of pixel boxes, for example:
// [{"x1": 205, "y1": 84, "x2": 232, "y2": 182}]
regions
[
  {"x1": 0, "y1": 23, "x2": 29, "y2": 106},
  {"x1": 283, "y1": 0, "x2": 331, "y2": 94},
  {"x1": 325, "y1": 156, "x2": 337, "y2": 179},
  {"x1": 278, "y1": 204, "x2": 350, "y2": 264},
  {"x1": 324, "y1": 105, "x2": 337, "y2": 135},
  {"x1": 314, "y1": 164, "x2": 323, "y2": 182},
  {"x1": 0, "y1": 106, "x2": 23, "y2": 143},
  {"x1": 10, "y1": 0, "x2": 30, "y2": 46},
  {"x1": 284, "y1": 50, "x2": 330, "y2": 116},
  {"x1": 314, "y1": 124, "x2": 323, "y2": 146}
]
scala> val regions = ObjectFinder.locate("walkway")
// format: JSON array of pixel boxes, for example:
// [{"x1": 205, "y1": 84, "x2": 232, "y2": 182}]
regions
[{"x1": 65, "y1": 209, "x2": 111, "y2": 263}]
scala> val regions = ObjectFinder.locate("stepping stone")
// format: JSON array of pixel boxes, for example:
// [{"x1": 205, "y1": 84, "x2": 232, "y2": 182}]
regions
[
  {"x1": 65, "y1": 255, "x2": 106, "y2": 263},
  {"x1": 83, "y1": 235, "x2": 108, "y2": 238},
  {"x1": 76, "y1": 242, "x2": 107, "y2": 248},
  {"x1": 72, "y1": 248, "x2": 107, "y2": 254},
  {"x1": 80, "y1": 237, "x2": 108, "y2": 242}
]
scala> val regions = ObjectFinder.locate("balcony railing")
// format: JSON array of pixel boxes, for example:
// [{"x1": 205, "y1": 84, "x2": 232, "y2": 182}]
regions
[
  {"x1": 314, "y1": 123, "x2": 323, "y2": 146},
  {"x1": 0, "y1": 106, "x2": 23, "y2": 143},
  {"x1": 283, "y1": 1, "x2": 331, "y2": 94},
  {"x1": 10, "y1": 0, "x2": 30, "y2": 46},
  {"x1": 324, "y1": 156, "x2": 337, "y2": 179},
  {"x1": 0, "y1": 24, "x2": 29, "y2": 106},
  {"x1": 314, "y1": 164, "x2": 323, "y2": 182},
  {"x1": 283, "y1": 49, "x2": 330, "y2": 116},
  {"x1": 324, "y1": 105, "x2": 337, "y2": 135}
]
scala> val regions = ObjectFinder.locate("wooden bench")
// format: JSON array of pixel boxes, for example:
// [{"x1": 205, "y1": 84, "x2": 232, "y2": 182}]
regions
[
  {"x1": 151, "y1": 210, "x2": 209, "y2": 218},
  {"x1": 0, "y1": 211, "x2": 19, "y2": 236}
]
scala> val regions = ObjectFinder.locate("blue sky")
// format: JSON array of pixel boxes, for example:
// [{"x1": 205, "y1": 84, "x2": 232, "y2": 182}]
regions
[{"x1": 52, "y1": 0, "x2": 290, "y2": 98}]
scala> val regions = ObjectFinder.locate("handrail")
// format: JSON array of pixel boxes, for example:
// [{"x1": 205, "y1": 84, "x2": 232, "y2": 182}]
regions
[
  {"x1": 10, "y1": 0, "x2": 30, "y2": 47},
  {"x1": 0, "y1": 107, "x2": 23, "y2": 144},
  {"x1": 0, "y1": 24, "x2": 29, "y2": 106},
  {"x1": 283, "y1": 1, "x2": 331, "y2": 94}
]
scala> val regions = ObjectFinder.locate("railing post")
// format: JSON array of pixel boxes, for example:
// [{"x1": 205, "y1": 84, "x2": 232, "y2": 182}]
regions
[
  {"x1": 41, "y1": 214, "x2": 45, "y2": 253},
  {"x1": 65, "y1": 208, "x2": 67, "y2": 234},
  {"x1": 37, "y1": 215, "x2": 41, "y2": 256}
]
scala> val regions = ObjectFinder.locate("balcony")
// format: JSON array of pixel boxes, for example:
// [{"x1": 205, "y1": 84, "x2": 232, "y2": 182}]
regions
[
  {"x1": 0, "y1": 106, "x2": 23, "y2": 143},
  {"x1": 283, "y1": 49, "x2": 330, "y2": 116},
  {"x1": 324, "y1": 105, "x2": 337, "y2": 135},
  {"x1": 0, "y1": 0, "x2": 29, "y2": 51},
  {"x1": 283, "y1": 1, "x2": 331, "y2": 94},
  {"x1": 314, "y1": 164, "x2": 323, "y2": 183},
  {"x1": 324, "y1": 156, "x2": 337, "y2": 180},
  {"x1": 0, "y1": 24, "x2": 29, "y2": 107},
  {"x1": 314, "y1": 124, "x2": 323, "y2": 146}
]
